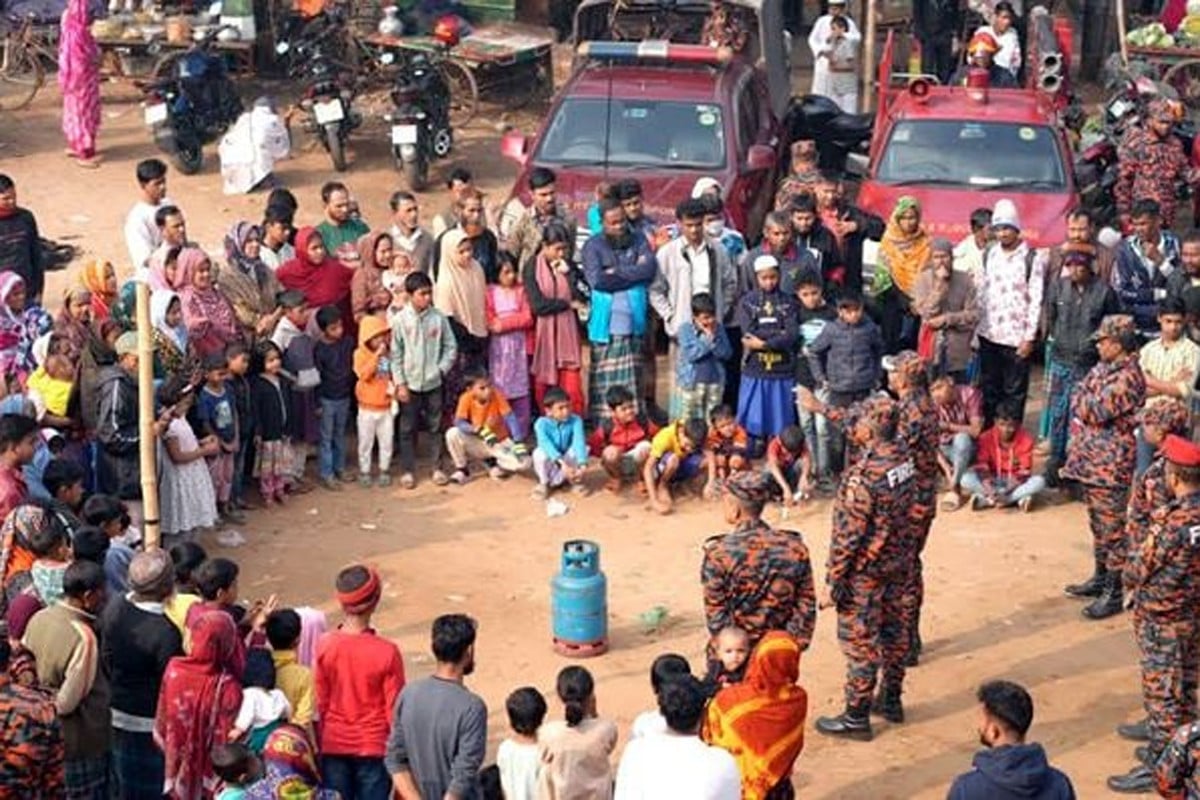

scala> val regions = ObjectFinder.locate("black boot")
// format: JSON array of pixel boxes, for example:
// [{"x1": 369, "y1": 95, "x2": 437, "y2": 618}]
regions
[
  {"x1": 1064, "y1": 556, "x2": 1107, "y2": 598},
  {"x1": 815, "y1": 703, "x2": 873, "y2": 741},
  {"x1": 905, "y1": 617, "x2": 922, "y2": 667},
  {"x1": 1082, "y1": 572, "x2": 1125, "y2": 620},
  {"x1": 871, "y1": 683, "x2": 905, "y2": 723},
  {"x1": 1135, "y1": 745, "x2": 1153, "y2": 767},
  {"x1": 1107, "y1": 763, "x2": 1157, "y2": 793},
  {"x1": 1117, "y1": 718, "x2": 1151, "y2": 741}
]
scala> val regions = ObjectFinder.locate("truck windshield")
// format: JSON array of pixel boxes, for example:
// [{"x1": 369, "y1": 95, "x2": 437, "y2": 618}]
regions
[
  {"x1": 535, "y1": 98, "x2": 726, "y2": 169},
  {"x1": 876, "y1": 120, "x2": 1067, "y2": 190}
]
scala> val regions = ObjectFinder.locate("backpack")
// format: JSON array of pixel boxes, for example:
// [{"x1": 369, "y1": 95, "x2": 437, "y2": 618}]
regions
[{"x1": 982, "y1": 243, "x2": 1038, "y2": 285}]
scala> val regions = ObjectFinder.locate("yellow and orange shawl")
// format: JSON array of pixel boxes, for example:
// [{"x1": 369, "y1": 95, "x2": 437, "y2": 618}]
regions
[
  {"x1": 703, "y1": 632, "x2": 808, "y2": 800},
  {"x1": 877, "y1": 196, "x2": 932, "y2": 299}
]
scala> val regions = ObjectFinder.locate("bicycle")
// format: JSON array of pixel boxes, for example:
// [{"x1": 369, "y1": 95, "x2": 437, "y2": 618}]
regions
[{"x1": 0, "y1": 14, "x2": 54, "y2": 111}]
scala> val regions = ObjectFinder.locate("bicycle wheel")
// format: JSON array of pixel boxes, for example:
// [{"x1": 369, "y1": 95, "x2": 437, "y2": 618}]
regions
[
  {"x1": 0, "y1": 42, "x2": 44, "y2": 111},
  {"x1": 439, "y1": 58, "x2": 478, "y2": 128}
]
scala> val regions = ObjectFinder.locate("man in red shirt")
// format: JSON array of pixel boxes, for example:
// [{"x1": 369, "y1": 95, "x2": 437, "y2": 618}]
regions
[
  {"x1": 960, "y1": 403, "x2": 1046, "y2": 512},
  {"x1": 316, "y1": 565, "x2": 406, "y2": 800},
  {"x1": 931, "y1": 375, "x2": 984, "y2": 511},
  {"x1": 588, "y1": 385, "x2": 659, "y2": 494}
]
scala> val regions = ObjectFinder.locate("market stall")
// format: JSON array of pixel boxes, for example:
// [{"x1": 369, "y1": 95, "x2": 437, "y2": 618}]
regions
[
  {"x1": 1121, "y1": 0, "x2": 1200, "y2": 109},
  {"x1": 91, "y1": 12, "x2": 256, "y2": 79}
]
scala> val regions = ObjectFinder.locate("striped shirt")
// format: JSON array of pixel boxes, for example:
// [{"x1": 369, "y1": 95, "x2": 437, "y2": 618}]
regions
[{"x1": 1139, "y1": 336, "x2": 1200, "y2": 405}]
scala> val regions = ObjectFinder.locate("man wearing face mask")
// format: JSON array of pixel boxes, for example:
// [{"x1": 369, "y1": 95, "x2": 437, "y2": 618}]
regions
[
  {"x1": 947, "y1": 680, "x2": 1075, "y2": 800},
  {"x1": 582, "y1": 197, "x2": 659, "y2": 423},
  {"x1": 1108, "y1": 434, "x2": 1200, "y2": 794},
  {"x1": 698, "y1": 193, "x2": 746, "y2": 265},
  {"x1": 652, "y1": 198, "x2": 737, "y2": 418}
]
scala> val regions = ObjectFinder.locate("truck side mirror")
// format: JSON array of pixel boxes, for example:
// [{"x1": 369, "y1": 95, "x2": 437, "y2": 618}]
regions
[
  {"x1": 846, "y1": 152, "x2": 869, "y2": 178},
  {"x1": 500, "y1": 130, "x2": 529, "y2": 165},
  {"x1": 746, "y1": 144, "x2": 774, "y2": 172}
]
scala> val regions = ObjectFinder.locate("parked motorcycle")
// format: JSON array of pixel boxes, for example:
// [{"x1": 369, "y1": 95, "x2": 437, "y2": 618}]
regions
[
  {"x1": 781, "y1": 94, "x2": 873, "y2": 177},
  {"x1": 276, "y1": 14, "x2": 362, "y2": 172},
  {"x1": 140, "y1": 26, "x2": 243, "y2": 175},
  {"x1": 383, "y1": 17, "x2": 463, "y2": 190}
]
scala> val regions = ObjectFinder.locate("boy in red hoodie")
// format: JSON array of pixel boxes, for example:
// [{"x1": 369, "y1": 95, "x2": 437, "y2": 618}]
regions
[
  {"x1": 316, "y1": 565, "x2": 406, "y2": 799},
  {"x1": 587, "y1": 385, "x2": 658, "y2": 494},
  {"x1": 960, "y1": 403, "x2": 1046, "y2": 512}
]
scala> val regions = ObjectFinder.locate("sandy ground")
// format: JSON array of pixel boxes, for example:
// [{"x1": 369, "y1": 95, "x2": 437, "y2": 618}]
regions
[{"x1": 0, "y1": 65, "x2": 1152, "y2": 799}]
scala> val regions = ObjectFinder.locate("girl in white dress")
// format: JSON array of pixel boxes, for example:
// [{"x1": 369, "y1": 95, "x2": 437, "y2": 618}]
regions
[{"x1": 156, "y1": 374, "x2": 220, "y2": 540}]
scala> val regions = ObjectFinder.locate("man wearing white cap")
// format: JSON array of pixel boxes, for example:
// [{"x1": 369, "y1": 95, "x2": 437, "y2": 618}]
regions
[
  {"x1": 808, "y1": 0, "x2": 861, "y2": 99},
  {"x1": 975, "y1": 198, "x2": 1047, "y2": 427}
]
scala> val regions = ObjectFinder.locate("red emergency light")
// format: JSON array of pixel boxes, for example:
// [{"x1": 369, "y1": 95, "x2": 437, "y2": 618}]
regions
[
  {"x1": 577, "y1": 40, "x2": 733, "y2": 65},
  {"x1": 965, "y1": 67, "x2": 990, "y2": 104}
]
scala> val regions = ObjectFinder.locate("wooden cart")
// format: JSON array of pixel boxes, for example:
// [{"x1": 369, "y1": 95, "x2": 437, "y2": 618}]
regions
[
  {"x1": 95, "y1": 37, "x2": 255, "y2": 80},
  {"x1": 1126, "y1": 44, "x2": 1200, "y2": 111},
  {"x1": 364, "y1": 27, "x2": 553, "y2": 126}
]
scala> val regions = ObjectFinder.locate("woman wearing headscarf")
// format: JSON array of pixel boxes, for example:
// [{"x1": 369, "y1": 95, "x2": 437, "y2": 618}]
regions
[
  {"x1": 58, "y1": 0, "x2": 101, "y2": 167},
  {"x1": 349, "y1": 230, "x2": 395, "y2": 324},
  {"x1": 53, "y1": 284, "x2": 94, "y2": 368},
  {"x1": 872, "y1": 196, "x2": 932, "y2": 353},
  {"x1": 80, "y1": 259, "x2": 118, "y2": 322},
  {"x1": 78, "y1": 318, "x2": 121, "y2": 434},
  {"x1": 277, "y1": 227, "x2": 354, "y2": 333},
  {"x1": 151, "y1": 289, "x2": 194, "y2": 381},
  {"x1": 526, "y1": 221, "x2": 586, "y2": 414},
  {"x1": 155, "y1": 610, "x2": 244, "y2": 800},
  {"x1": 176, "y1": 247, "x2": 242, "y2": 360},
  {"x1": 244, "y1": 723, "x2": 339, "y2": 799},
  {"x1": 1, "y1": 503, "x2": 65, "y2": 613},
  {"x1": 435, "y1": 228, "x2": 489, "y2": 416},
  {"x1": 0, "y1": 271, "x2": 52, "y2": 384},
  {"x1": 220, "y1": 222, "x2": 283, "y2": 340},
  {"x1": 703, "y1": 632, "x2": 808, "y2": 800}
]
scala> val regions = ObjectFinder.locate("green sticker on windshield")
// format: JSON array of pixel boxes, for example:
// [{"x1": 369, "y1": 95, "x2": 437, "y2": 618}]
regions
[
  {"x1": 698, "y1": 111, "x2": 717, "y2": 126},
  {"x1": 1018, "y1": 127, "x2": 1036, "y2": 141}
]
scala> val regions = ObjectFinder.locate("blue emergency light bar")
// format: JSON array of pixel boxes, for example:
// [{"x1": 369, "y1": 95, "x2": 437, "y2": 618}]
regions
[{"x1": 577, "y1": 40, "x2": 732, "y2": 65}]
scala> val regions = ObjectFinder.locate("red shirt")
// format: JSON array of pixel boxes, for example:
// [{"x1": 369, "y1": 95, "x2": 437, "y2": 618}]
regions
[
  {"x1": 974, "y1": 426, "x2": 1034, "y2": 483},
  {"x1": 315, "y1": 628, "x2": 406, "y2": 757},
  {"x1": 0, "y1": 462, "x2": 27, "y2": 527},
  {"x1": 587, "y1": 416, "x2": 658, "y2": 456},
  {"x1": 767, "y1": 436, "x2": 805, "y2": 469}
]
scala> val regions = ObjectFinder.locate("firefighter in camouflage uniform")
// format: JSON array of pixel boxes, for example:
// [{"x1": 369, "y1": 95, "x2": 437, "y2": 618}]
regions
[
  {"x1": 701, "y1": 471, "x2": 817, "y2": 656},
  {"x1": 1060, "y1": 314, "x2": 1147, "y2": 620},
  {"x1": 1107, "y1": 435, "x2": 1200, "y2": 794},
  {"x1": 815, "y1": 394, "x2": 917, "y2": 742}
]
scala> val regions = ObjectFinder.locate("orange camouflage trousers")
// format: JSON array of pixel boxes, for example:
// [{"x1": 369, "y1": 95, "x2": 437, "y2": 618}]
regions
[
  {"x1": 1082, "y1": 484, "x2": 1131, "y2": 573},
  {"x1": 837, "y1": 570, "x2": 910, "y2": 707},
  {"x1": 1136, "y1": 614, "x2": 1200, "y2": 758}
]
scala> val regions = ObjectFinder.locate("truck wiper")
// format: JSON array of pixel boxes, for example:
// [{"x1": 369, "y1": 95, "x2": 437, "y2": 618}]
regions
[
  {"x1": 983, "y1": 180, "x2": 1064, "y2": 190},
  {"x1": 886, "y1": 178, "x2": 969, "y2": 187}
]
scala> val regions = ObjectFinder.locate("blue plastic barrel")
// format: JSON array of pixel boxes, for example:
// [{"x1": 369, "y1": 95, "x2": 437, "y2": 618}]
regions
[{"x1": 551, "y1": 540, "x2": 609, "y2": 657}]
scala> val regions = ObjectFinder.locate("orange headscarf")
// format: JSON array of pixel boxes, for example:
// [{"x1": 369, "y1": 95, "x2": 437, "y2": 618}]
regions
[
  {"x1": 80, "y1": 258, "x2": 115, "y2": 320},
  {"x1": 703, "y1": 632, "x2": 807, "y2": 800},
  {"x1": 877, "y1": 195, "x2": 931, "y2": 298}
]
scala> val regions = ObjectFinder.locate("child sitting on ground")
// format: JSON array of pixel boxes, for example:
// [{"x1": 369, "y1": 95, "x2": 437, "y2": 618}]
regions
[
  {"x1": 445, "y1": 367, "x2": 530, "y2": 484},
  {"x1": 538, "y1": 666, "x2": 619, "y2": 799},
  {"x1": 29, "y1": 519, "x2": 71, "y2": 606},
  {"x1": 230, "y1": 648, "x2": 292, "y2": 752},
  {"x1": 676, "y1": 293, "x2": 732, "y2": 424},
  {"x1": 26, "y1": 353, "x2": 75, "y2": 420},
  {"x1": 960, "y1": 403, "x2": 1045, "y2": 512},
  {"x1": 643, "y1": 417, "x2": 709, "y2": 515},
  {"x1": 353, "y1": 315, "x2": 396, "y2": 488},
  {"x1": 497, "y1": 686, "x2": 548, "y2": 800},
  {"x1": 588, "y1": 385, "x2": 658, "y2": 495},
  {"x1": 156, "y1": 375, "x2": 220, "y2": 540},
  {"x1": 630, "y1": 653, "x2": 692, "y2": 740},
  {"x1": 265, "y1": 608, "x2": 315, "y2": 731},
  {"x1": 532, "y1": 387, "x2": 589, "y2": 499},
  {"x1": 212, "y1": 742, "x2": 262, "y2": 800},
  {"x1": 704, "y1": 404, "x2": 750, "y2": 497},
  {"x1": 703, "y1": 626, "x2": 751, "y2": 697},
  {"x1": 765, "y1": 424, "x2": 813, "y2": 505}
]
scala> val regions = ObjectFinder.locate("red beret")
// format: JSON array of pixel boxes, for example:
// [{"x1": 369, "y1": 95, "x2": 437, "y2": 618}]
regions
[{"x1": 1162, "y1": 434, "x2": 1200, "y2": 467}]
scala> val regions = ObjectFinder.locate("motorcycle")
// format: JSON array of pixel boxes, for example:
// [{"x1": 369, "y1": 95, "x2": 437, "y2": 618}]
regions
[
  {"x1": 140, "y1": 26, "x2": 243, "y2": 175},
  {"x1": 275, "y1": 14, "x2": 361, "y2": 172},
  {"x1": 781, "y1": 94, "x2": 873, "y2": 176},
  {"x1": 383, "y1": 18, "x2": 463, "y2": 190}
]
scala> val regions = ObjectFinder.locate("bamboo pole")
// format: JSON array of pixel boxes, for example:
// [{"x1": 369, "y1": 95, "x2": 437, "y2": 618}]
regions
[
  {"x1": 135, "y1": 278, "x2": 161, "y2": 550},
  {"x1": 862, "y1": 0, "x2": 878, "y2": 111},
  {"x1": 1115, "y1": 0, "x2": 1129, "y2": 66}
]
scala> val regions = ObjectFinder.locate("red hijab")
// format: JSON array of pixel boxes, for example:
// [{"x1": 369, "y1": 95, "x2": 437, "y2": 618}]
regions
[
  {"x1": 155, "y1": 611, "x2": 245, "y2": 800},
  {"x1": 277, "y1": 226, "x2": 354, "y2": 309}
]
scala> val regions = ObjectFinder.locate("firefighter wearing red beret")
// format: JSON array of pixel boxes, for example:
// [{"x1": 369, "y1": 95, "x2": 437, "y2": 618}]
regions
[
  {"x1": 1108, "y1": 435, "x2": 1200, "y2": 793},
  {"x1": 1060, "y1": 314, "x2": 1147, "y2": 619}
]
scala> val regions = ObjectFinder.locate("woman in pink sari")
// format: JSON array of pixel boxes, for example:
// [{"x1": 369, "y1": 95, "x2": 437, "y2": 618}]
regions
[{"x1": 59, "y1": 0, "x2": 101, "y2": 167}]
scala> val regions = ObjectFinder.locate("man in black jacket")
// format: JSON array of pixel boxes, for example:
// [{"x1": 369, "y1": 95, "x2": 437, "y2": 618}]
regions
[
  {"x1": 913, "y1": 0, "x2": 963, "y2": 84},
  {"x1": 813, "y1": 172, "x2": 885, "y2": 297},
  {"x1": 0, "y1": 175, "x2": 44, "y2": 303},
  {"x1": 95, "y1": 333, "x2": 145, "y2": 520},
  {"x1": 948, "y1": 680, "x2": 1076, "y2": 799},
  {"x1": 790, "y1": 192, "x2": 841, "y2": 295}
]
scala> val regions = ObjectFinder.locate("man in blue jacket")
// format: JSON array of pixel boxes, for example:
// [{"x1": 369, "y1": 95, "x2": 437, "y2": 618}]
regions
[{"x1": 947, "y1": 680, "x2": 1075, "y2": 800}]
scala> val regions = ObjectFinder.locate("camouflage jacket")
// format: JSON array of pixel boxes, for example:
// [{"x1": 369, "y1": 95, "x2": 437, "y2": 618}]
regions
[
  {"x1": 1131, "y1": 491, "x2": 1200, "y2": 621},
  {"x1": 1124, "y1": 456, "x2": 1172, "y2": 595},
  {"x1": 1115, "y1": 125, "x2": 1191, "y2": 225},
  {"x1": 1062, "y1": 354, "x2": 1146, "y2": 488},
  {"x1": 827, "y1": 438, "x2": 918, "y2": 597},
  {"x1": 898, "y1": 389, "x2": 940, "y2": 516},
  {"x1": 702, "y1": 519, "x2": 817, "y2": 650}
]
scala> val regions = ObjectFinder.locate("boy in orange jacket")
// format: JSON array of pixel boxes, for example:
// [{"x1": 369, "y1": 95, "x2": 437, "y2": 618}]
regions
[{"x1": 353, "y1": 316, "x2": 396, "y2": 488}]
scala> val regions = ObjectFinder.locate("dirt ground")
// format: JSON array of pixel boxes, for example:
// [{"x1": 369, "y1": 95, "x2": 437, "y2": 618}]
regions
[{"x1": 0, "y1": 68, "x2": 1151, "y2": 799}]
